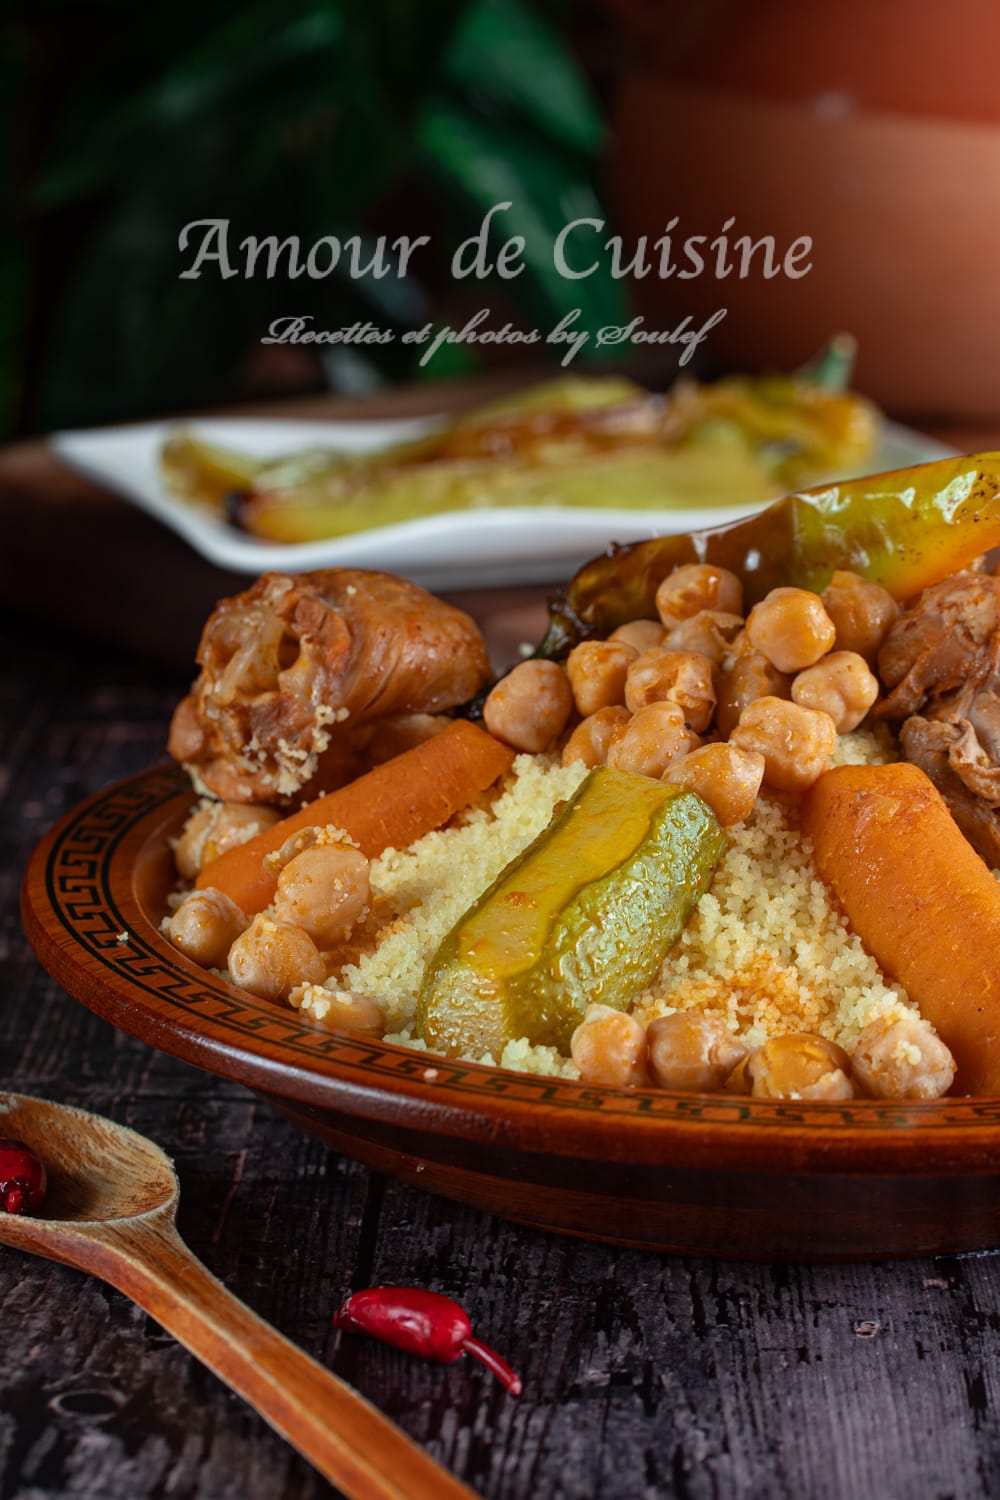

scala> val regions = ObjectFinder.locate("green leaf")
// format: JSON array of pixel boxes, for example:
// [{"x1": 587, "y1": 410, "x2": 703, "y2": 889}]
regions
[
  {"x1": 444, "y1": 0, "x2": 603, "y2": 157},
  {"x1": 35, "y1": 3, "x2": 346, "y2": 206},
  {"x1": 21, "y1": 0, "x2": 624, "y2": 425},
  {"x1": 417, "y1": 98, "x2": 627, "y2": 347}
]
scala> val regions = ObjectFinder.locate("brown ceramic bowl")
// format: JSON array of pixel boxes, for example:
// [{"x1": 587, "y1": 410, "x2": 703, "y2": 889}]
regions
[{"x1": 21, "y1": 762, "x2": 1000, "y2": 1262}]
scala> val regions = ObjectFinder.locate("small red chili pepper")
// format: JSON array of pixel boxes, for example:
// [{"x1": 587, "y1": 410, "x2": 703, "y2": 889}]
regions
[
  {"x1": 0, "y1": 1138, "x2": 47, "y2": 1216},
  {"x1": 333, "y1": 1286, "x2": 522, "y2": 1395}
]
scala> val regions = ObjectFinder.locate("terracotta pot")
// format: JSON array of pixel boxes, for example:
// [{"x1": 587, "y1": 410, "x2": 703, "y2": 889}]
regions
[{"x1": 609, "y1": 0, "x2": 1000, "y2": 419}]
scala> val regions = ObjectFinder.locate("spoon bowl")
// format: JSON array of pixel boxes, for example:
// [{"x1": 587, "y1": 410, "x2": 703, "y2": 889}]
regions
[
  {"x1": 0, "y1": 1093, "x2": 176, "y2": 1224},
  {"x1": 0, "y1": 1092, "x2": 476, "y2": 1500}
]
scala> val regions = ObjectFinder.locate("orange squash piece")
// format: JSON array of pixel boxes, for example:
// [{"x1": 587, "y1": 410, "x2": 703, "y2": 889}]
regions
[
  {"x1": 196, "y1": 720, "x2": 514, "y2": 916},
  {"x1": 802, "y1": 762, "x2": 1000, "y2": 1095}
]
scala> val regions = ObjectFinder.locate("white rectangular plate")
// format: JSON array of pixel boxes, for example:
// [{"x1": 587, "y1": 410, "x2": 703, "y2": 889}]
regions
[{"x1": 50, "y1": 414, "x2": 956, "y2": 591}]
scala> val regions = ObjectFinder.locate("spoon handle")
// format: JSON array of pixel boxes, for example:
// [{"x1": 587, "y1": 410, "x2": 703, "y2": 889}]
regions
[{"x1": 76, "y1": 1214, "x2": 478, "y2": 1500}]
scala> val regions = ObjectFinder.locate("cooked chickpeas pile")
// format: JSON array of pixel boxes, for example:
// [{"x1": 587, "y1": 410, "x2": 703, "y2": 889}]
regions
[
  {"x1": 169, "y1": 801, "x2": 384, "y2": 1035},
  {"x1": 487, "y1": 563, "x2": 893, "y2": 828},
  {"x1": 570, "y1": 1005, "x2": 955, "y2": 1100}
]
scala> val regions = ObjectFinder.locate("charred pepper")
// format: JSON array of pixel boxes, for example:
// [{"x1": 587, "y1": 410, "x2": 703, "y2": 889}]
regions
[{"x1": 537, "y1": 452, "x2": 1000, "y2": 659}]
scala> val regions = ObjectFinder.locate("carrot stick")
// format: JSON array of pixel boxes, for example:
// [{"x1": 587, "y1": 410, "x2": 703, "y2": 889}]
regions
[
  {"x1": 196, "y1": 720, "x2": 514, "y2": 916},
  {"x1": 801, "y1": 762, "x2": 1000, "y2": 1095}
]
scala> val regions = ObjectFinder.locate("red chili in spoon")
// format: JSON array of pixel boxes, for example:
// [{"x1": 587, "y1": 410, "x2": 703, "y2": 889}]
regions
[
  {"x1": 0, "y1": 1138, "x2": 47, "y2": 1216},
  {"x1": 333, "y1": 1286, "x2": 522, "y2": 1395}
]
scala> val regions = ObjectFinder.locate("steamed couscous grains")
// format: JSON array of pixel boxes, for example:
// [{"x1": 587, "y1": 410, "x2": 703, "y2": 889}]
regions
[{"x1": 291, "y1": 730, "x2": 920, "y2": 1078}]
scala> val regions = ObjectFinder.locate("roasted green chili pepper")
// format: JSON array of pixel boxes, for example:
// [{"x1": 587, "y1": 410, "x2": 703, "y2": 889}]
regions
[
  {"x1": 161, "y1": 354, "x2": 878, "y2": 542},
  {"x1": 415, "y1": 767, "x2": 723, "y2": 1059},
  {"x1": 160, "y1": 434, "x2": 263, "y2": 507},
  {"x1": 537, "y1": 452, "x2": 1000, "y2": 659},
  {"x1": 668, "y1": 333, "x2": 874, "y2": 490}
]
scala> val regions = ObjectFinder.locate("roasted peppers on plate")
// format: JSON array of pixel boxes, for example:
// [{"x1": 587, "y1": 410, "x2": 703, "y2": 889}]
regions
[{"x1": 160, "y1": 355, "x2": 879, "y2": 544}]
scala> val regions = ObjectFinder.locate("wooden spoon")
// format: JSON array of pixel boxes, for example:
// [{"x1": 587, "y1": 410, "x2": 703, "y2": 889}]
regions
[{"x1": 0, "y1": 1092, "x2": 478, "y2": 1500}]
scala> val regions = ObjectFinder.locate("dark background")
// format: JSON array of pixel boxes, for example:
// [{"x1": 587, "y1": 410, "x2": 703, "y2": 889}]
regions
[
  {"x1": 8, "y1": 0, "x2": 1000, "y2": 441},
  {"x1": 3, "y1": 0, "x2": 629, "y2": 438}
]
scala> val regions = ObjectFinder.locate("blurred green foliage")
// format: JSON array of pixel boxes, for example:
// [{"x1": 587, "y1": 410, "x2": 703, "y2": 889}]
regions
[{"x1": 4, "y1": 0, "x2": 627, "y2": 435}]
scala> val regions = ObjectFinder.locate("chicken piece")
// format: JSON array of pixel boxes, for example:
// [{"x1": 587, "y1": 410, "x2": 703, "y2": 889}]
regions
[
  {"x1": 879, "y1": 573, "x2": 1000, "y2": 719},
  {"x1": 168, "y1": 570, "x2": 491, "y2": 804},
  {"x1": 878, "y1": 573, "x2": 1000, "y2": 864},
  {"x1": 899, "y1": 717, "x2": 1000, "y2": 870},
  {"x1": 899, "y1": 718, "x2": 1000, "y2": 868}
]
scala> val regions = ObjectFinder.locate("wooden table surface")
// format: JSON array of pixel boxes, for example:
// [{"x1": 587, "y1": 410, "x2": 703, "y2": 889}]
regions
[{"x1": 3, "y1": 393, "x2": 1000, "y2": 1499}]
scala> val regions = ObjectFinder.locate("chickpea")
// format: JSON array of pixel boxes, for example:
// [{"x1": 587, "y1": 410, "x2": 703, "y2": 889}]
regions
[
  {"x1": 562, "y1": 706, "x2": 631, "y2": 769},
  {"x1": 655, "y1": 564, "x2": 744, "y2": 627},
  {"x1": 606, "y1": 702, "x2": 698, "y2": 779},
  {"x1": 624, "y1": 648, "x2": 716, "y2": 732},
  {"x1": 289, "y1": 982, "x2": 386, "y2": 1037},
  {"x1": 571, "y1": 1005, "x2": 648, "y2": 1088},
  {"x1": 610, "y1": 619, "x2": 667, "y2": 653},
  {"x1": 273, "y1": 843, "x2": 371, "y2": 947},
  {"x1": 203, "y1": 804, "x2": 281, "y2": 866},
  {"x1": 168, "y1": 888, "x2": 248, "y2": 969},
  {"x1": 851, "y1": 1014, "x2": 956, "y2": 1099},
  {"x1": 646, "y1": 1013, "x2": 747, "y2": 1091},
  {"x1": 265, "y1": 825, "x2": 323, "y2": 877},
  {"x1": 715, "y1": 639, "x2": 792, "y2": 738},
  {"x1": 791, "y1": 650, "x2": 879, "y2": 733},
  {"x1": 730, "y1": 696, "x2": 837, "y2": 793},
  {"x1": 174, "y1": 805, "x2": 215, "y2": 880},
  {"x1": 663, "y1": 742, "x2": 765, "y2": 826},
  {"x1": 566, "y1": 640, "x2": 638, "y2": 716},
  {"x1": 664, "y1": 610, "x2": 745, "y2": 667},
  {"x1": 746, "y1": 1034, "x2": 854, "y2": 1100},
  {"x1": 483, "y1": 660, "x2": 573, "y2": 753},
  {"x1": 174, "y1": 801, "x2": 281, "y2": 880},
  {"x1": 746, "y1": 587, "x2": 837, "y2": 673},
  {"x1": 228, "y1": 914, "x2": 326, "y2": 1002},
  {"x1": 821, "y1": 570, "x2": 900, "y2": 663}
]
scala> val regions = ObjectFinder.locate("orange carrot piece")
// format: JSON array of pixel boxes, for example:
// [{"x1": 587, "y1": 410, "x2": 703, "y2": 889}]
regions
[
  {"x1": 196, "y1": 720, "x2": 514, "y2": 916},
  {"x1": 802, "y1": 762, "x2": 1000, "y2": 1095}
]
